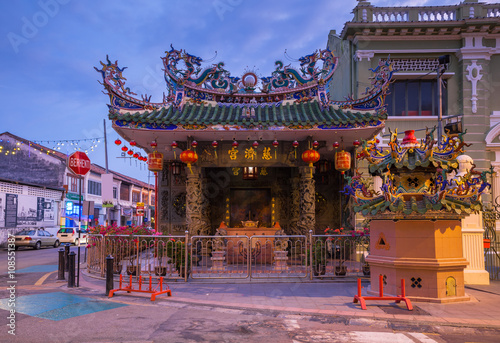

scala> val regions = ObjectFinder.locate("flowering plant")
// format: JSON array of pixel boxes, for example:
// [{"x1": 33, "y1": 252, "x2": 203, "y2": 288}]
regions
[
  {"x1": 324, "y1": 227, "x2": 343, "y2": 235},
  {"x1": 89, "y1": 224, "x2": 155, "y2": 236}
]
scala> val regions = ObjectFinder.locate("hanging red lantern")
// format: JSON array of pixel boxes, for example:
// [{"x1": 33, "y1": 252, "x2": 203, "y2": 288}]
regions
[
  {"x1": 130, "y1": 140, "x2": 137, "y2": 146},
  {"x1": 150, "y1": 140, "x2": 158, "y2": 149},
  {"x1": 353, "y1": 140, "x2": 360, "y2": 147},
  {"x1": 232, "y1": 140, "x2": 239, "y2": 148},
  {"x1": 114, "y1": 139, "x2": 122, "y2": 145},
  {"x1": 332, "y1": 142, "x2": 339, "y2": 149},
  {"x1": 302, "y1": 149, "x2": 320, "y2": 167},
  {"x1": 292, "y1": 140, "x2": 299, "y2": 158},
  {"x1": 121, "y1": 146, "x2": 128, "y2": 152},
  {"x1": 212, "y1": 140, "x2": 218, "y2": 158},
  {"x1": 302, "y1": 149, "x2": 320, "y2": 178},
  {"x1": 191, "y1": 140, "x2": 198, "y2": 149},
  {"x1": 171, "y1": 141, "x2": 178, "y2": 159},
  {"x1": 272, "y1": 140, "x2": 279, "y2": 159},
  {"x1": 335, "y1": 150, "x2": 351, "y2": 174},
  {"x1": 252, "y1": 141, "x2": 259, "y2": 148},
  {"x1": 148, "y1": 151, "x2": 163, "y2": 172},
  {"x1": 133, "y1": 153, "x2": 139, "y2": 158},
  {"x1": 127, "y1": 150, "x2": 133, "y2": 156},
  {"x1": 180, "y1": 149, "x2": 198, "y2": 174},
  {"x1": 312, "y1": 141, "x2": 319, "y2": 149}
]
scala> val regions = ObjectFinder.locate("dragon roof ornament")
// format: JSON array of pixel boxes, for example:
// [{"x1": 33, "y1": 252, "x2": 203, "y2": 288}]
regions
[
  {"x1": 95, "y1": 45, "x2": 395, "y2": 115},
  {"x1": 343, "y1": 128, "x2": 492, "y2": 218}
]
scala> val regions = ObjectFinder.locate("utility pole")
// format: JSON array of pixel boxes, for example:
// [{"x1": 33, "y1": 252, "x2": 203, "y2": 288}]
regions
[
  {"x1": 437, "y1": 55, "x2": 450, "y2": 143},
  {"x1": 103, "y1": 119, "x2": 109, "y2": 226}
]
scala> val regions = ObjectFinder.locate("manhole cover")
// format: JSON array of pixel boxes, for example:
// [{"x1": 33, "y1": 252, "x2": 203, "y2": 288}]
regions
[{"x1": 378, "y1": 304, "x2": 430, "y2": 316}]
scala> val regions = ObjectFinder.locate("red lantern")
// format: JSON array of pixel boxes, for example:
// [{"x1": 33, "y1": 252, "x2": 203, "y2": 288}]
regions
[
  {"x1": 312, "y1": 141, "x2": 319, "y2": 149},
  {"x1": 121, "y1": 146, "x2": 128, "y2": 152},
  {"x1": 252, "y1": 141, "x2": 259, "y2": 148},
  {"x1": 302, "y1": 149, "x2": 320, "y2": 167},
  {"x1": 148, "y1": 151, "x2": 163, "y2": 172},
  {"x1": 114, "y1": 139, "x2": 122, "y2": 145},
  {"x1": 191, "y1": 140, "x2": 198, "y2": 149},
  {"x1": 180, "y1": 149, "x2": 198, "y2": 174},
  {"x1": 212, "y1": 140, "x2": 218, "y2": 158},
  {"x1": 332, "y1": 142, "x2": 339, "y2": 149},
  {"x1": 293, "y1": 140, "x2": 299, "y2": 158},
  {"x1": 171, "y1": 141, "x2": 178, "y2": 159},
  {"x1": 127, "y1": 150, "x2": 133, "y2": 156},
  {"x1": 302, "y1": 149, "x2": 320, "y2": 178},
  {"x1": 130, "y1": 140, "x2": 137, "y2": 146},
  {"x1": 133, "y1": 153, "x2": 139, "y2": 158},
  {"x1": 232, "y1": 140, "x2": 239, "y2": 148},
  {"x1": 335, "y1": 150, "x2": 351, "y2": 174},
  {"x1": 353, "y1": 140, "x2": 360, "y2": 147},
  {"x1": 150, "y1": 140, "x2": 158, "y2": 149},
  {"x1": 272, "y1": 140, "x2": 279, "y2": 159}
]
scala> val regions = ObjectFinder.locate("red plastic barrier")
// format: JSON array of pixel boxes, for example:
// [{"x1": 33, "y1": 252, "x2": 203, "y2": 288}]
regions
[
  {"x1": 353, "y1": 274, "x2": 413, "y2": 311},
  {"x1": 109, "y1": 274, "x2": 172, "y2": 301}
]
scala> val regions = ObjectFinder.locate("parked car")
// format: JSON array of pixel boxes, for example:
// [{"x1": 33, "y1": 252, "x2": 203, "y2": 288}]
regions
[
  {"x1": 57, "y1": 228, "x2": 89, "y2": 245},
  {"x1": 14, "y1": 228, "x2": 60, "y2": 250}
]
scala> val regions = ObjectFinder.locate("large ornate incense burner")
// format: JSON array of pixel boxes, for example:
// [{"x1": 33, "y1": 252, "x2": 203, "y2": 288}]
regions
[{"x1": 344, "y1": 129, "x2": 491, "y2": 218}]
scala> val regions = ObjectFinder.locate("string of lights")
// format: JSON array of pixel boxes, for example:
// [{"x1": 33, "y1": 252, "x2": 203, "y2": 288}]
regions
[{"x1": 0, "y1": 137, "x2": 104, "y2": 156}]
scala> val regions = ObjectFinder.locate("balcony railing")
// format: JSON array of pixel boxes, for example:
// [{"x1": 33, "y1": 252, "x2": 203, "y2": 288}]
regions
[{"x1": 354, "y1": 2, "x2": 500, "y2": 23}]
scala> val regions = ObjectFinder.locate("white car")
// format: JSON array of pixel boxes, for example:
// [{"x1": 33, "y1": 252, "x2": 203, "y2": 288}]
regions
[{"x1": 57, "y1": 228, "x2": 89, "y2": 245}]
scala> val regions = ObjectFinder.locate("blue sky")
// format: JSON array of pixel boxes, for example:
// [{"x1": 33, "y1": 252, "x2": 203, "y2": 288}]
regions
[{"x1": 0, "y1": 0, "x2": 489, "y2": 182}]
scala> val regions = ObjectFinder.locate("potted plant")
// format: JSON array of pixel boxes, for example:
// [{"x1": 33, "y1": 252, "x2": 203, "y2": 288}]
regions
[
  {"x1": 312, "y1": 242, "x2": 326, "y2": 276},
  {"x1": 126, "y1": 238, "x2": 141, "y2": 276},
  {"x1": 166, "y1": 240, "x2": 191, "y2": 278},
  {"x1": 154, "y1": 240, "x2": 168, "y2": 276},
  {"x1": 335, "y1": 259, "x2": 347, "y2": 276}
]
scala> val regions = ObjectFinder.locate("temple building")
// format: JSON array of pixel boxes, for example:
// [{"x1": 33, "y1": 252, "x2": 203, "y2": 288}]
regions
[{"x1": 96, "y1": 46, "x2": 394, "y2": 236}]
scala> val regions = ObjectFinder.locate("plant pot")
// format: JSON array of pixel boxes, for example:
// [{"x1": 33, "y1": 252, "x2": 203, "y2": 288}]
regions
[
  {"x1": 113, "y1": 263, "x2": 123, "y2": 275},
  {"x1": 126, "y1": 265, "x2": 140, "y2": 276},
  {"x1": 154, "y1": 266, "x2": 167, "y2": 276},
  {"x1": 362, "y1": 265, "x2": 370, "y2": 276},
  {"x1": 177, "y1": 266, "x2": 190, "y2": 278},
  {"x1": 335, "y1": 266, "x2": 347, "y2": 276},
  {"x1": 313, "y1": 264, "x2": 326, "y2": 276}
]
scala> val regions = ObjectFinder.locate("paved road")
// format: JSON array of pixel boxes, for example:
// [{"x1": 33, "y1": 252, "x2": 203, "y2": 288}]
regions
[{"x1": 0, "y1": 247, "x2": 499, "y2": 342}]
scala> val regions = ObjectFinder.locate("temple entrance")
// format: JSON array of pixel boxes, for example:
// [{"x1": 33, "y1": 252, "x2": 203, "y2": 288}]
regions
[{"x1": 229, "y1": 188, "x2": 272, "y2": 228}]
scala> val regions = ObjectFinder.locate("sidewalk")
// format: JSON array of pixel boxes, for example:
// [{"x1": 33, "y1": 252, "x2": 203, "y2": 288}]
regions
[{"x1": 73, "y1": 270, "x2": 500, "y2": 329}]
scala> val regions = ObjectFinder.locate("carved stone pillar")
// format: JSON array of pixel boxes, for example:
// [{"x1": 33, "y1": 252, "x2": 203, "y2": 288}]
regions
[
  {"x1": 297, "y1": 166, "x2": 316, "y2": 234},
  {"x1": 289, "y1": 176, "x2": 300, "y2": 235},
  {"x1": 185, "y1": 166, "x2": 210, "y2": 235}
]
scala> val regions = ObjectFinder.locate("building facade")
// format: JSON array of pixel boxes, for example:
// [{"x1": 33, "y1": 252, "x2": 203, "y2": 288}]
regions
[
  {"x1": 0, "y1": 132, "x2": 154, "y2": 245},
  {"x1": 329, "y1": 0, "x2": 500, "y2": 284}
]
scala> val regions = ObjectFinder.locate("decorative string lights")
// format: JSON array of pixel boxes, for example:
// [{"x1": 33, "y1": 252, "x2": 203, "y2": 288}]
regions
[{"x1": 0, "y1": 136, "x2": 103, "y2": 156}]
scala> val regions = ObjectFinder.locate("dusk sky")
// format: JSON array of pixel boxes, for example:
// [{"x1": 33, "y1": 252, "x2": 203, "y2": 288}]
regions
[{"x1": 0, "y1": 0, "x2": 488, "y2": 183}]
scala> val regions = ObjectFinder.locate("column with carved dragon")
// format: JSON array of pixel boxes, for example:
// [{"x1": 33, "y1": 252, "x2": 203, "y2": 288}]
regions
[
  {"x1": 185, "y1": 166, "x2": 210, "y2": 235},
  {"x1": 288, "y1": 176, "x2": 301, "y2": 235},
  {"x1": 297, "y1": 166, "x2": 316, "y2": 234}
]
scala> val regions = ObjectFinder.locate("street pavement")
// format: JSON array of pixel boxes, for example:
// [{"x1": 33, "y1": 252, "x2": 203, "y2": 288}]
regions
[{"x1": 1, "y1": 261, "x2": 500, "y2": 342}]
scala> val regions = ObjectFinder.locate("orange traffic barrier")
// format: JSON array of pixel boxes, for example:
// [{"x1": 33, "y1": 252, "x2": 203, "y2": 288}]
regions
[
  {"x1": 109, "y1": 274, "x2": 172, "y2": 301},
  {"x1": 353, "y1": 274, "x2": 413, "y2": 311}
]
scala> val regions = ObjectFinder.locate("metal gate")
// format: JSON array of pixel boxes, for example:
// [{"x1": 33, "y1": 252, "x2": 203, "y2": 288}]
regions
[
  {"x1": 483, "y1": 206, "x2": 500, "y2": 280},
  {"x1": 190, "y1": 234, "x2": 308, "y2": 279}
]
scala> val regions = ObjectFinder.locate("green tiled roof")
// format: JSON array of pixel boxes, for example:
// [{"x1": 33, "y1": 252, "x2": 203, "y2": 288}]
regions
[{"x1": 109, "y1": 101, "x2": 386, "y2": 128}]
